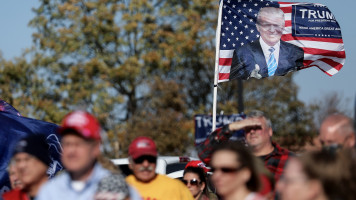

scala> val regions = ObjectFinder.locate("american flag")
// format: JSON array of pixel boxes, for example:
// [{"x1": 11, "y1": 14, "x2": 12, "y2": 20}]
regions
[{"x1": 217, "y1": 0, "x2": 345, "y2": 82}]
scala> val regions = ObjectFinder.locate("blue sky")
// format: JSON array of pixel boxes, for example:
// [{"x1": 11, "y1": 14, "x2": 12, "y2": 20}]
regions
[
  {"x1": 0, "y1": 0, "x2": 354, "y2": 110},
  {"x1": 288, "y1": 0, "x2": 356, "y2": 111}
]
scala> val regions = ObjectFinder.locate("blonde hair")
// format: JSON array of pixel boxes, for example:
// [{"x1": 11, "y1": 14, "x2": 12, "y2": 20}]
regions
[{"x1": 257, "y1": 7, "x2": 285, "y2": 25}]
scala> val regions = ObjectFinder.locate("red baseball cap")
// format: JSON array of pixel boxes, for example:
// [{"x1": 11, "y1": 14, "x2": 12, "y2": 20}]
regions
[
  {"x1": 128, "y1": 136, "x2": 157, "y2": 159},
  {"x1": 58, "y1": 111, "x2": 101, "y2": 141},
  {"x1": 185, "y1": 160, "x2": 210, "y2": 173}
]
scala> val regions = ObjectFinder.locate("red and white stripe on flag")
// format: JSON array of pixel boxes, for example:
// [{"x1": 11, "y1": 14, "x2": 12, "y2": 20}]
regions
[{"x1": 217, "y1": 0, "x2": 346, "y2": 82}]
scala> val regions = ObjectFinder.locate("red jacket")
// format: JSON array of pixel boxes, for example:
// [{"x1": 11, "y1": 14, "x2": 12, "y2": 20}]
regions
[{"x1": 2, "y1": 189, "x2": 30, "y2": 200}]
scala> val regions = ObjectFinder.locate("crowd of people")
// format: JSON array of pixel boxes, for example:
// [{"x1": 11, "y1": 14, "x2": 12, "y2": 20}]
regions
[{"x1": 1, "y1": 109, "x2": 356, "y2": 200}]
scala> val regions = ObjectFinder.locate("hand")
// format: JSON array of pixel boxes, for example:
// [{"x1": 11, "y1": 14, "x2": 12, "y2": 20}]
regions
[
  {"x1": 228, "y1": 118, "x2": 262, "y2": 132},
  {"x1": 249, "y1": 64, "x2": 262, "y2": 79}
]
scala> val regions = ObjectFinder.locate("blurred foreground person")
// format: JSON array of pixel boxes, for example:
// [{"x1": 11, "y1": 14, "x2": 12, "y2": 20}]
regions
[
  {"x1": 183, "y1": 166, "x2": 217, "y2": 200},
  {"x1": 3, "y1": 134, "x2": 50, "y2": 200},
  {"x1": 37, "y1": 111, "x2": 140, "y2": 200},
  {"x1": 277, "y1": 147, "x2": 356, "y2": 200},
  {"x1": 7, "y1": 159, "x2": 23, "y2": 190},
  {"x1": 95, "y1": 156, "x2": 131, "y2": 200},
  {"x1": 254, "y1": 158, "x2": 275, "y2": 200},
  {"x1": 319, "y1": 113, "x2": 355, "y2": 148},
  {"x1": 126, "y1": 136, "x2": 194, "y2": 200},
  {"x1": 95, "y1": 174, "x2": 130, "y2": 200},
  {"x1": 210, "y1": 141, "x2": 266, "y2": 200}
]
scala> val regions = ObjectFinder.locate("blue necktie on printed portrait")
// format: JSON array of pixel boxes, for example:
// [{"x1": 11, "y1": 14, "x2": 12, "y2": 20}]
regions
[{"x1": 267, "y1": 47, "x2": 277, "y2": 76}]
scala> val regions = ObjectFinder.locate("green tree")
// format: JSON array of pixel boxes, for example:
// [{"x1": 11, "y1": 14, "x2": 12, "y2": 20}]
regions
[
  {"x1": 118, "y1": 78, "x2": 193, "y2": 157},
  {"x1": 12, "y1": 0, "x2": 216, "y2": 156},
  {"x1": 0, "y1": 0, "x2": 318, "y2": 156},
  {"x1": 310, "y1": 91, "x2": 352, "y2": 127}
]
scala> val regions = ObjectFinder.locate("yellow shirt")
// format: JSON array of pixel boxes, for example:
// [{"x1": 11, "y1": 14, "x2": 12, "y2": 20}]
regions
[{"x1": 126, "y1": 174, "x2": 194, "y2": 200}]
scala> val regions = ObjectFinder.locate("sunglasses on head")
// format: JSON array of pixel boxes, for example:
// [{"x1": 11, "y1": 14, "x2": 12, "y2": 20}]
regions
[
  {"x1": 133, "y1": 155, "x2": 157, "y2": 164},
  {"x1": 182, "y1": 178, "x2": 201, "y2": 186},
  {"x1": 210, "y1": 165, "x2": 244, "y2": 173}
]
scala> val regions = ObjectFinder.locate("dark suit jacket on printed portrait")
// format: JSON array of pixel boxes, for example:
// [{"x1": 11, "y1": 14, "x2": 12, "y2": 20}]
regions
[{"x1": 230, "y1": 40, "x2": 304, "y2": 80}]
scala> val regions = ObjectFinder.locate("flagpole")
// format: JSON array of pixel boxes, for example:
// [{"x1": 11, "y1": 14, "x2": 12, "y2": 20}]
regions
[
  {"x1": 354, "y1": 93, "x2": 356, "y2": 129},
  {"x1": 212, "y1": 0, "x2": 224, "y2": 132}
]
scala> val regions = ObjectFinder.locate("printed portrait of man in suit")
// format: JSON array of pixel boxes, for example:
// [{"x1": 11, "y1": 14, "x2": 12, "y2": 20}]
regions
[{"x1": 230, "y1": 7, "x2": 304, "y2": 80}]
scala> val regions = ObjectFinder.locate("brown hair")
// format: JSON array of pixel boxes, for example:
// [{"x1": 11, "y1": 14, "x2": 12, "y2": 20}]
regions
[
  {"x1": 211, "y1": 141, "x2": 260, "y2": 192},
  {"x1": 184, "y1": 167, "x2": 209, "y2": 197},
  {"x1": 300, "y1": 148, "x2": 356, "y2": 200}
]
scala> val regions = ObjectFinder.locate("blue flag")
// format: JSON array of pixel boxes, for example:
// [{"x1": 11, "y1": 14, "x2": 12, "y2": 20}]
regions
[
  {"x1": 0, "y1": 110, "x2": 63, "y2": 194},
  {"x1": 194, "y1": 114, "x2": 246, "y2": 145}
]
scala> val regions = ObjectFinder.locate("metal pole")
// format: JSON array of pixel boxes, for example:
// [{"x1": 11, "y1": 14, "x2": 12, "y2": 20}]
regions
[
  {"x1": 354, "y1": 93, "x2": 356, "y2": 130},
  {"x1": 212, "y1": 1, "x2": 224, "y2": 132},
  {"x1": 238, "y1": 79, "x2": 244, "y2": 113}
]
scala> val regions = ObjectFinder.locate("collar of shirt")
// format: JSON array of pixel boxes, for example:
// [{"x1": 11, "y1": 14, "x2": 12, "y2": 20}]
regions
[
  {"x1": 259, "y1": 37, "x2": 281, "y2": 66},
  {"x1": 260, "y1": 142, "x2": 288, "y2": 159},
  {"x1": 64, "y1": 162, "x2": 110, "y2": 193},
  {"x1": 271, "y1": 141, "x2": 290, "y2": 156}
]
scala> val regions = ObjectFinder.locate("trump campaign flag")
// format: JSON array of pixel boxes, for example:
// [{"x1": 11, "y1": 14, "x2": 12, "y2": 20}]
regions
[
  {"x1": 0, "y1": 101, "x2": 63, "y2": 195},
  {"x1": 216, "y1": 0, "x2": 345, "y2": 81},
  {"x1": 195, "y1": 114, "x2": 245, "y2": 145}
]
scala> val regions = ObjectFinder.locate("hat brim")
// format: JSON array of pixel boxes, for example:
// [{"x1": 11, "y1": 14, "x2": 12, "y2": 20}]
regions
[
  {"x1": 130, "y1": 151, "x2": 157, "y2": 160},
  {"x1": 58, "y1": 127, "x2": 100, "y2": 141}
]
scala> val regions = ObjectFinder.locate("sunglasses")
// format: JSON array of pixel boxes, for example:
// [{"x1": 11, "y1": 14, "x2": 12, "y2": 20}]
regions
[
  {"x1": 244, "y1": 125, "x2": 262, "y2": 133},
  {"x1": 182, "y1": 178, "x2": 201, "y2": 186},
  {"x1": 210, "y1": 165, "x2": 244, "y2": 173},
  {"x1": 133, "y1": 155, "x2": 157, "y2": 164}
]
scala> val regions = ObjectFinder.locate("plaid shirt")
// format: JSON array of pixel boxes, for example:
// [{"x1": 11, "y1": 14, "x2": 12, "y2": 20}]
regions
[{"x1": 197, "y1": 125, "x2": 293, "y2": 182}]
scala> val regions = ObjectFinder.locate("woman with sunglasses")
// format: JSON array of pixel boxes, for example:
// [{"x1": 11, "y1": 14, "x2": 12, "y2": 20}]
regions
[
  {"x1": 183, "y1": 166, "x2": 214, "y2": 200},
  {"x1": 210, "y1": 141, "x2": 266, "y2": 200}
]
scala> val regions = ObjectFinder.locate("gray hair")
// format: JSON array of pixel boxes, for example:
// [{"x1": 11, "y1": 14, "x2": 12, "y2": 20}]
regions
[
  {"x1": 257, "y1": 7, "x2": 285, "y2": 24},
  {"x1": 247, "y1": 110, "x2": 272, "y2": 129},
  {"x1": 6, "y1": 159, "x2": 16, "y2": 172}
]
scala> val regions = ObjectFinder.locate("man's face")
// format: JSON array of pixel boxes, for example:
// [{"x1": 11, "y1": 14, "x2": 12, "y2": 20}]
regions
[
  {"x1": 8, "y1": 164, "x2": 23, "y2": 189},
  {"x1": 61, "y1": 134, "x2": 100, "y2": 173},
  {"x1": 129, "y1": 155, "x2": 157, "y2": 182},
  {"x1": 319, "y1": 120, "x2": 355, "y2": 148},
  {"x1": 244, "y1": 117, "x2": 272, "y2": 149},
  {"x1": 257, "y1": 14, "x2": 285, "y2": 46},
  {"x1": 14, "y1": 153, "x2": 48, "y2": 188}
]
